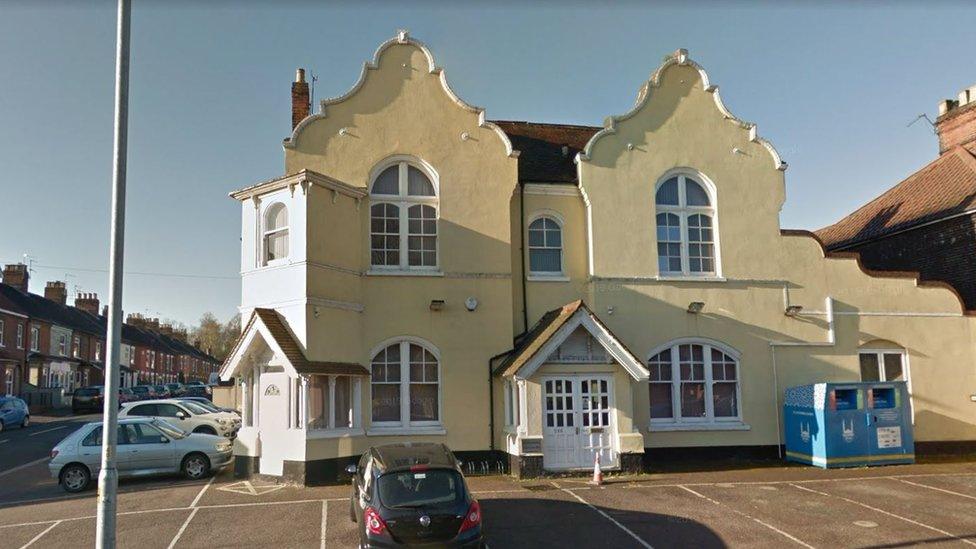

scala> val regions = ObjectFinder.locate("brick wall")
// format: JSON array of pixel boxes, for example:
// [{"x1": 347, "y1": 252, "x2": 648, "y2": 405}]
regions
[
  {"x1": 844, "y1": 213, "x2": 976, "y2": 310},
  {"x1": 937, "y1": 100, "x2": 976, "y2": 155}
]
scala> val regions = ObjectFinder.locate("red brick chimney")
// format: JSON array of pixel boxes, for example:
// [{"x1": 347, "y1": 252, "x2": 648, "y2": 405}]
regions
[
  {"x1": 292, "y1": 68, "x2": 310, "y2": 130},
  {"x1": 159, "y1": 323, "x2": 174, "y2": 337},
  {"x1": 44, "y1": 281, "x2": 67, "y2": 305},
  {"x1": 2, "y1": 263, "x2": 29, "y2": 292},
  {"x1": 936, "y1": 84, "x2": 976, "y2": 155},
  {"x1": 74, "y1": 293, "x2": 100, "y2": 315}
]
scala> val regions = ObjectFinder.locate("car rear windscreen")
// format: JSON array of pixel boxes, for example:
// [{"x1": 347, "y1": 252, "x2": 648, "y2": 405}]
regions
[
  {"x1": 75, "y1": 388, "x2": 100, "y2": 396},
  {"x1": 377, "y1": 470, "x2": 463, "y2": 508}
]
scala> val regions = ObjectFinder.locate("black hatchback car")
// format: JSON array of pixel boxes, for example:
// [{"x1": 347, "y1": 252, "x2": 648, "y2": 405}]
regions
[
  {"x1": 72, "y1": 386, "x2": 104, "y2": 414},
  {"x1": 346, "y1": 443, "x2": 484, "y2": 548}
]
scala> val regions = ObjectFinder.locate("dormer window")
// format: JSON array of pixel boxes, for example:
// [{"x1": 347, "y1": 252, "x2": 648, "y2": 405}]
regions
[
  {"x1": 655, "y1": 172, "x2": 718, "y2": 276},
  {"x1": 369, "y1": 159, "x2": 439, "y2": 271},
  {"x1": 263, "y1": 203, "x2": 289, "y2": 265}
]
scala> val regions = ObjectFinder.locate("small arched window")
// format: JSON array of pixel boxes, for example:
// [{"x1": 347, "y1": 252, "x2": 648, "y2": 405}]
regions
[
  {"x1": 263, "y1": 203, "x2": 289, "y2": 264},
  {"x1": 528, "y1": 216, "x2": 563, "y2": 275},
  {"x1": 370, "y1": 160, "x2": 438, "y2": 270},
  {"x1": 648, "y1": 340, "x2": 740, "y2": 425},
  {"x1": 655, "y1": 173, "x2": 716, "y2": 276},
  {"x1": 370, "y1": 339, "x2": 440, "y2": 427}
]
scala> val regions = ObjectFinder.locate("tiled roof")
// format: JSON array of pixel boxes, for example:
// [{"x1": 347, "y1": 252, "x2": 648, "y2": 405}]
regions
[
  {"x1": 492, "y1": 121, "x2": 600, "y2": 184},
  {"x1": 816, "y1": 146, "x2": 976, "y2": 249},
  {"x1": 494, "y1": 300, "x2": 584, "y2": 377},
  {"x1": 227, "y1": 308, "x2": 369, "y2": 376}
]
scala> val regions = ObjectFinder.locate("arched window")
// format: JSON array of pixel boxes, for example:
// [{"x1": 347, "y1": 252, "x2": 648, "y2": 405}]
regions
[
  {"x1": 655, "y1": 173, "x2": 717, "y2": 276},
  {"x1": 370, "y1": 339, "x2": 440, "y2": 427},
  {"x1": 263, "y1": 203, "x2": 289, "y2": 264},
  {"x1": 648, "y1": 340, "x2": 740, "y2": 425},
  {"x1": 370, "y1": 160, "x2": 438, "y2": 270},
  {"x1": 528, "y1": 215, "x2": 563, "y2": 275}
]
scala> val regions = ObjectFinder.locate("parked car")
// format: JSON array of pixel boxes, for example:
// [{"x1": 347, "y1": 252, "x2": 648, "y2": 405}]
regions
[
  {"x1": 178, "y1": 397, "x2": 237, "y2": 415},
  {"x1": 119, "y1": 387, "x2": 138, "y2": 405},
  {"x1": 183, "y1": 381, "x2": 212, "y2": 398},
  {"x1": 119, "y1": 399, "x2": 240, "y2": 438},
  {"x1": 0, "y1": 397, "x2": 30, "y2": 432},
  {"x1": 49, "y1": 417, "x2": 233, "y2": 492},
  {"x1": 347, "y1": 443, "x2": 485, "y2": 548},
  {"x1": 153, "y1": 385, "x2": 172, "y2": 399},
  {"x1": 165, "y1": 383, "x2": 186, "y2": 397},
  {"x1": 130, "y1": 385, "x2": 158, "y2": 400},
  {"x1": 72, "y1": 386, "x2": 104, "y2": 414}
]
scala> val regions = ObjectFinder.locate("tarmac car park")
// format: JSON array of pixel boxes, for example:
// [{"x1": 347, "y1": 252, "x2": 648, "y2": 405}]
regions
[{"x1": 3, "y1": 415, "x2": 976, "y2": 549}]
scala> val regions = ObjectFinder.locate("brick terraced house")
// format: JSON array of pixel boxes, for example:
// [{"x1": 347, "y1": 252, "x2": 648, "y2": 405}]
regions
[{"x1": 221, "y1": 31, "x2": 976, "y2": 483}]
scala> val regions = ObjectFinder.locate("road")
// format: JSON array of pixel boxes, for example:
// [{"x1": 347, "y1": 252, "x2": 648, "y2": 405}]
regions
[{"x1": 0, "y1": 412, "x2": 99, "y2": 502}]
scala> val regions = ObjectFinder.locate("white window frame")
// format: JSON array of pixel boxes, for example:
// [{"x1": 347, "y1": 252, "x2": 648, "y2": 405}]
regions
[
  {"x1": 368, "y1": 157, "x2": 440, "y2": 274},
  {"x1": 304, "y1": 374, "x2": 362, "y2": 436},
  {"x1": 646, "y1": 338, "x2": 745, "y2": 431},
  {"x1": 17, "y1": 323, "x2": 24, "y2": 349},
  {"x1": 0, "y1": 320, "x2": 4, "y2": 347},
  {"x1": 30, "y1": 326, "x2": 39, "y2": 352},
  {"x1": 58, "y1": 334, "x2": 67, "y2": 356},
  {"x1": 73, "y1": 336, "x2": 81, "y2": 358},
  {"x1": 368, "y1": 337, "x2": 443, "y2": 432},
  {"x1": 654, "y1": 170, "x2": 721, "y2": 278},
  {"x1": 262, "y1": 202, "x2": 289, "y2": 266},
  {"x1": 526, "y1": 211, "x2": 567, "y2": 281}
]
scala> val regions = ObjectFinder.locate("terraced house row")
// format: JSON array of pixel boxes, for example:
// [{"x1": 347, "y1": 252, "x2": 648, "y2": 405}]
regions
[
  {"x1": 0, "y1": 264, "x2": 219, "y2": 404},
  {"x1": 208, "y1": 31, "x2": 974, "y2": 482}
]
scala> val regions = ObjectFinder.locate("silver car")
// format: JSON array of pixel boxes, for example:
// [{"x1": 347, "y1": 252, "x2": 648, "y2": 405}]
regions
[{"x1": 49, "y1": 417, "x2": 233, "y2": 492}]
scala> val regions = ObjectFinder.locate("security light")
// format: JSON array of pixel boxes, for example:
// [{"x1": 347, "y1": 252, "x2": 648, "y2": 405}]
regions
[
  {"x1": 785, "y1": 305, "x2": 803, "y2": 317},
  {"x1": 687, "y1": 302, "x2": 705, "y2": 314}
]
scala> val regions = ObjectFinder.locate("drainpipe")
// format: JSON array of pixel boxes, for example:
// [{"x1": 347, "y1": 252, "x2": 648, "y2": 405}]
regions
[
  {"x1": 769, "y1": 296, "x2": 835, "y2": 458},
  {"x1": 518, "y1": 182, "x2": 529, "y2": 333},
  {"x1": 487, "y1": 350, "x2": 512, "y2": 453}
]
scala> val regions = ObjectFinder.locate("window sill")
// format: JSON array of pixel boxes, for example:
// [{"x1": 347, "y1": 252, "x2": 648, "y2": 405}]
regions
[
  {"x1": 655, "y1": 275, "x2": 727, "y2": 282},
  {"x1": 366, "y1": 269, "x2": 443, "y2": 278},
  {"x1": 527, "y1": 274, "x2": 570, "y2": 282},
  {"x1": 366, "y1": 426, "x2": 446, "y2": 436},
  {"x1": 306, "y1": 428, "x2": 364, "y2": 440},
  {"x1": 648, "y1": 422, "x2": 750, "y2": 432}
]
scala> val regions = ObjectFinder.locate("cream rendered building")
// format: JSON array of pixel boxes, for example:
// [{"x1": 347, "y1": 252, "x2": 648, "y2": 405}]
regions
[{"x1": 221, "y1": 31, "x2": 976, "y2": 482}]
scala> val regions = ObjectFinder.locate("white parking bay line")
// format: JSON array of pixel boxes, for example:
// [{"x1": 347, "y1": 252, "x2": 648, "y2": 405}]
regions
[
  {"x1": 320, "y1": 500, "x2": 328, "y2": 549},
  {"x1": 189, "y1": 477, "x2": 214, "y2": 508},
  {"x1": 790, "y1": 483, "x2": 976, "y2": 547},
  {"x1": 0, "y1": 457, "x2": 51, "y2": 479},
  {"x1": 677, "y1": 485, "x2": 815, "y2": 549},
  {"x1": 889, "y1": 477, "x2": 976, "y2": 501},
  {"x1": 553, "y1": 482, "x2": 653, "y2": 549},
  {"x1": 18, "y1": 520, "x2": 62, "y2": 549},
  {"x1": 167, "y1": 508, "x2": 199, "y2": 549},
  {"x1": 28, "y1": 426, "x2": 66, "y2": 437}
]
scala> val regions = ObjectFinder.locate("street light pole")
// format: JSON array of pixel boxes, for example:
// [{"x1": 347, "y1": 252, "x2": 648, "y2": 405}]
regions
[{"x1": 96, "y1": 0, "x2": 130, "y2": 547}]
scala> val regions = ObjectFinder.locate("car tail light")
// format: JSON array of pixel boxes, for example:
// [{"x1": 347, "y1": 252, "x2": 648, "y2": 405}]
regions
[
  {"x1": 51, "y1": 449, "x2": 59, "y2": 459},
  {"x1": 458, "y1": 500, "x2": 481, "y2": 533},
  {"x1": 364, "y1": 506, "x2": 388, "y2": 536}
]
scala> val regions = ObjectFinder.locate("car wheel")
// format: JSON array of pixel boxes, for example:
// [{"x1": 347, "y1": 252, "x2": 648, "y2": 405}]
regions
[
  {"x1": 21, "y1": 415, "x2": 29, "y2": 428},
  {"x1": 182, "y1": 453, "x2": 211, "y2": 480},
  {"x1": 60, "y1": 464, "x2": 91, "y2": 493},
  {"x1": 193, "y1": 426, "x2": 217, "y2": 436}
]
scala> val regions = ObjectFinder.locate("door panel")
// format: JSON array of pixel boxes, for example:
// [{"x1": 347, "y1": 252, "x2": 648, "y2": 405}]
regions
[
  {"x1": 259, "y1": 372, "x2": 291, "y2": 475},
  {"x1": 542, "y1": 378, "x2": 578, "y2": 469},
  {"x1": 579, "y1": 377, "x2": 614, "y2": 468}
]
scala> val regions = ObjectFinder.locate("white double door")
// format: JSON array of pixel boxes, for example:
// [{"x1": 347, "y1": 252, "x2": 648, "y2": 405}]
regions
[{"x1": 541, "y1": 375, "x2": 616, "y2": 470}]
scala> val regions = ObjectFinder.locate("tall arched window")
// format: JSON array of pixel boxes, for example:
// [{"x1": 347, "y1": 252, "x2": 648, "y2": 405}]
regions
[
  {"x1": 263, "y1": 203, "x2": 289, "y2": 264},
  {"x1": 370, "y1": 160, "x2": 438, "y2": 270},
  {"x1": 648, "y1": 340, "x2": 740, "y2": 426},
  {"x1": 528, "y1": 215, "x2": 563, "y2": 276},
  {"x1": 655, "y1": 172, "x2": 717, "y2": 276},
  {"x1": 370, "y1": 339, "x2": 440, "y2": 427}
]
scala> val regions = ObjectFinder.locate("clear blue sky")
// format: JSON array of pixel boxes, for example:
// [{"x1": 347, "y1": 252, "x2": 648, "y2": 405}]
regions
[{"x1": 2, "y1": 1, "x2": 975, "y2": 326}]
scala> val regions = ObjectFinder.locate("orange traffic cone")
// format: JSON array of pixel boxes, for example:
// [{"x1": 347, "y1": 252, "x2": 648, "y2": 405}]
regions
[{"x1": 589, "y1": 453, "x2": 603, "y2": 486}]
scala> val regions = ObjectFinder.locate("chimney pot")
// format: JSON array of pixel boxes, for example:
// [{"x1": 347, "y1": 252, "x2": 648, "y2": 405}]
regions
[{"x1": 296, "y1": 68, "x2": 305, "y2": 83}]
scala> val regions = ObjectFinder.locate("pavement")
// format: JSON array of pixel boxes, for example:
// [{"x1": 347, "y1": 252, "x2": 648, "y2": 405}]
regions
[{"x1": 3, "y1": 417, "x2": 976, "y2": 547}]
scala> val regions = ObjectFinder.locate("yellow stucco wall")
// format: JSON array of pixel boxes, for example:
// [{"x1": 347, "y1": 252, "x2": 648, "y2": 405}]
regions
[{"x1": 233, "y1": 34, "x2": 976, "y2": 466}]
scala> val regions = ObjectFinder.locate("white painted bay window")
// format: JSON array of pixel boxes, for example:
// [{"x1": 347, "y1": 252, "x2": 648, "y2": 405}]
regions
[{"x1": 307, "y1": 375, "x2": 360, "y2": 432}]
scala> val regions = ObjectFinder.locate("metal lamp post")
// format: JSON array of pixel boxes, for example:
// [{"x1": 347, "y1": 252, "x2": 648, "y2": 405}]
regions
[{"x1": 96, "y1": 0, "x2": 130, "y2": 547}]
